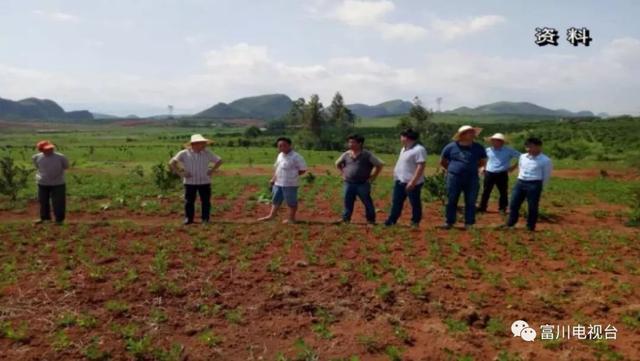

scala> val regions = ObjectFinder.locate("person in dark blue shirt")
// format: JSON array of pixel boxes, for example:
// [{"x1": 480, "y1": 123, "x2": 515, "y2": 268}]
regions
[{"x1": 439, "y1": 125, "x2": 487, "y2": 229}]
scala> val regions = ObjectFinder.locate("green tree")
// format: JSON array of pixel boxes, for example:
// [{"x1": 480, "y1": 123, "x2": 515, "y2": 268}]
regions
[
  {"x1": 244, "y1": 125, "x2": 262, "y2": 138},
  {"x1": 409, "y1": 96, "x2": 431, "y2": 136},
  {"x1": 299, "y1": 94, "x2": 325, "y2": 148},
  {"x1": 0, "y1": 157, "x2": 33, "y2": 202},
  {"x1": 327, "y1": 92, "x2": 355, "y2": 130},
  {"x1": 284, "y1": 97, "x2": 306, "y2": 126}
]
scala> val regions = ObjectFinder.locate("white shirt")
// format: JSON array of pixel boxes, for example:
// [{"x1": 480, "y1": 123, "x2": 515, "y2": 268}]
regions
[
  {"x1": 517, "y1": 153, "x2": 552, "y2": 184},
  {"x1": 393, "y1": 143, "x2": 427, "y2": 184},
  {"x1": 171, "y1": 148, "x2": 221, "y2": 185},
  {"x1": 274, "y1": 151, "x2": 307, "y2": 187}
]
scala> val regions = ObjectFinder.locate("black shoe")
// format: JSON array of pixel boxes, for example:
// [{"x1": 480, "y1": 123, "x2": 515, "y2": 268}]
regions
[
  {"x1": 183, "y1": 219, "x2": 194, "y2": 225},
  {"x1": 476, "y1": 207, "x2": 487, "y2": 213}
]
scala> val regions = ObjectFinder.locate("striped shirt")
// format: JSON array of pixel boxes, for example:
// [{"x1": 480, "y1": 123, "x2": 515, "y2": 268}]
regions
[
  {"x1": 32, "y1": 152, "x2": 69, "y2": 186},
  {"x1": 274, "y1": 151, "x2": 307, "y2": 187},
  {"x1": 171, "y1": 148, "x2": 221, "y2": 185}
]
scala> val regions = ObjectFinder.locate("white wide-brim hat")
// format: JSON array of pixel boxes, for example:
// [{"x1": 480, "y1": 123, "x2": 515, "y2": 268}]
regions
[
  {"x1": 487, "y1": 133, "x2": 506, "y2": 142},
  {"x1": 453, "y1": 125, "x2": 482, "y2": 140},
  {"x1": 184, "y1": 134, "x2": 213, "y2": 147}
]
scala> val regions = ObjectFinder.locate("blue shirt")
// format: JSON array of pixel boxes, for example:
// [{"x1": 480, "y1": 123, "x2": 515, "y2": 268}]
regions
[
  {"x1": 441, "y1": 141, "x2": 487, "y2": 177},
  {"x1": 517, "y1": 153, "x2": 552, "y2": 184},
  {"x1": 485, "y1": 146, "x2": 520, "y2": 173}
]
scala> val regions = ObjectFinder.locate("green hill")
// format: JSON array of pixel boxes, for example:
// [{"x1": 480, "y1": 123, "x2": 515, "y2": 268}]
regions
[
  {"x1": 450, "y1": 101, "x2": 595, "y2": 118},
  {"x1": 0, "y1": 97, "x2": 94, "y2": 121},
  {"x1": 347, "y1": 99, "x2": 412, "y2": 118},
  {"x1": 195, "y1": 94, "x2": 293, "y2": 120}
]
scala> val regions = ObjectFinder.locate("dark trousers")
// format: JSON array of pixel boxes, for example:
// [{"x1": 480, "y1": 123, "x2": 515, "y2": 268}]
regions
[
  {"x1": 507, "y1": 180, "x2": 543, "y2": 230},
  {"x1": 479, "y1": 171, "x2": 509, "y2": 211},
  {"x1": 445, "y1": 174, "x2": 480, "y2": 225},
  {"x1": 184, "y1": 184, "x2": 211, "y2": 222},
  {"x1": 385, "y1": 181, "x2": 423, "y2": 225},
  {"x1": 38, "y1": 184, "x2": 66, "y2": 222},
  {"x1": 342, "y1": 181, "x2": 376, "y2": 223}
]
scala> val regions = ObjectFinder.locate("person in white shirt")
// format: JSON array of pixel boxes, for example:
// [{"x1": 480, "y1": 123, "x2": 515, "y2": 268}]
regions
[
  {"x1": 384, "y1": 128, "x2": 427, "y2": 227},
  {"x1": 169, "y1": 134, "x2": 223, "y2": 225},
  {"x1": 258, "y1": 137, "x2": 307, "y2": 224},
  {"x1": 503, "y1": 137, "x2": 552, "y2": 231}
]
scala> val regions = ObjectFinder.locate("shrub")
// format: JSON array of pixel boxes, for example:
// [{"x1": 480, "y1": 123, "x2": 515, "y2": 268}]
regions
[
  {"x1": 152, "y1": 162, "x2": 181, "y2": 194},
  {"x1": 0, "y1": 156, "x2": 33, "y2": 201},
  {"x1": 423, "y1": 169, "x2": 447, "y2": 205}
]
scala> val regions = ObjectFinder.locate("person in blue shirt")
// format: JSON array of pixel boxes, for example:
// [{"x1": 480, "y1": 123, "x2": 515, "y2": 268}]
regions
[
  {"x1": 478, "y1": 133, "x2": 520, "y2": 213},
  {"x1": 439, "y1": 125, "x2": 487, "y2": 229},
  {"x1": 502, "y1": 137, "x2": 553, "y2": 232}
]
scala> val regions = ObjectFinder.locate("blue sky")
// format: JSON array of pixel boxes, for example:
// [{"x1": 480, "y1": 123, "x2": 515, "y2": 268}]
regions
[{"x1": 1, "y1": 0, "x2": 639, "y2": 116}]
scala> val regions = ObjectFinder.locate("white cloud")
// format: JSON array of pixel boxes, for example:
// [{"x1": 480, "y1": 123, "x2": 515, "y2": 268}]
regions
[
  {"x1": 332, "y1": 0, "x2": 395, "y2": 26},
  {"x1": 321, "y1": 1, "x2": 503, "y2": 42},
  {"x1": 205, "y1": 43, "x2": 270, "y2": 68},
  {"x1": 328, "y1": 0, "x2": 427, "y2": 42},
  {"x1": 379, "y1": 22, "x2": 427, "y2": 41},
  {"x1": 33, "y1": 10, "x2": 80, "y2": 23},
  {"x1": 431, "y1": 15, "x2": 505, "y2": 41},
  {"x1": 1, "y1": 38, "x2": 640, "y2": 116}
]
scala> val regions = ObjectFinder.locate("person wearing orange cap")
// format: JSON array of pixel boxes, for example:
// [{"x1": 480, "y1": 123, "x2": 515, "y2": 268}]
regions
[{"x1": 32, "y1": 140, "x2": 69, "y2": 225}]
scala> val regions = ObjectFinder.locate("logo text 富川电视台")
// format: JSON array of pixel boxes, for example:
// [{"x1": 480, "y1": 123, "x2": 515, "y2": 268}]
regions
[{"x1": 511, "y1": 320, "x2": 618, "y2": 342}]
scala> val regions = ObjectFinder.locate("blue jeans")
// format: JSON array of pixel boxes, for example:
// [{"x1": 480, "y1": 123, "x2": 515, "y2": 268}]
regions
[
  {"x1": 445, "y1": 173, "x2": 480, "y2": 225},
  {"x1": 272, "y1": 185, "x2": 298, "y2": 207},
  {"x1": 385, "y1": 181, "x2": 423, "y2": 225},
  {"x1": 342, "y1": 181, "x2": 376, "y2": 223},
  {"x1": 507, "y1": 180, "x2": 543, "y2": 230}
]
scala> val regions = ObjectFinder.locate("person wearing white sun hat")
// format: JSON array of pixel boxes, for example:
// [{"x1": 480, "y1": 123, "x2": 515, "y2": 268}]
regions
[
  {"x1": 169, "y1": 134, "x2": 223, "y2": 225},
  {"x1": 439, "y1": 125, "x2": 487, "y2": 230},
  {"x1": 477, "y1": 133, "x2": 521, "y2": 214}
]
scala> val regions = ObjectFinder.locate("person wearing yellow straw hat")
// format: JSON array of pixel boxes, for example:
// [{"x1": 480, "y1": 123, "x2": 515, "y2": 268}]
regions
[
  {"x1": 32, "y1": 140, "x2": 69, "y2": 225},
  {"x1": 477, "y1": 133, "x2": 520, "y2": 214},
  {"x1": 169, "y1": 134, "x2": 223, "y2": 225},
  {"x1": 439, "y1": 125, "x2": 487, "y2": 230}
]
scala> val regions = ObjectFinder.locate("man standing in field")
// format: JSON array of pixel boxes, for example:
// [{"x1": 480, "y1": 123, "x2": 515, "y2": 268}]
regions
[
  {"x1": 439, "y1": 125, "x2": 487, "y2": 230},
  {"x1": 502, "y1": 137, "x2": 552, "y2": 231},
  {"x1": 169, "y1": 134, "x2": 223, "y2": 225},
  {"x1": 384, "y1": 128, "x2": 427, "y2": 228},
  {"x1": 258, "y1": 137, "x2": 307, "y2": 224},
  {"x1": 335, "y1": 134, "x2": 384, "y2": 224},
  {"x1": 478, "y1": 133, "x2": 520, "y2": 214},
  {"x1": 32, "y1": 140, "x2": 69, "y2": 225}
]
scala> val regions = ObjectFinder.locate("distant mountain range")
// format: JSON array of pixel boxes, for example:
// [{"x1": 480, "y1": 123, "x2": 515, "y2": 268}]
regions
[
  {"x1": 194, "y1": 96, "x2": 599, "y2": 120},
  {"x1": 449, "y1": 101, "x2": 596, "y2": 118},
  {"x1": 1, "y1": 94, "x2": 605, "y2": 122},
  {"x1": 0, "y1": 97, "x2": 93, "y2": 121}
]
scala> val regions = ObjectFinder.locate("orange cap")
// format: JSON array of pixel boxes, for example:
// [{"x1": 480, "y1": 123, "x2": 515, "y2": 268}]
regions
[{"x1": 36, "y1": 140, "x2": 55, "y2": 151}]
